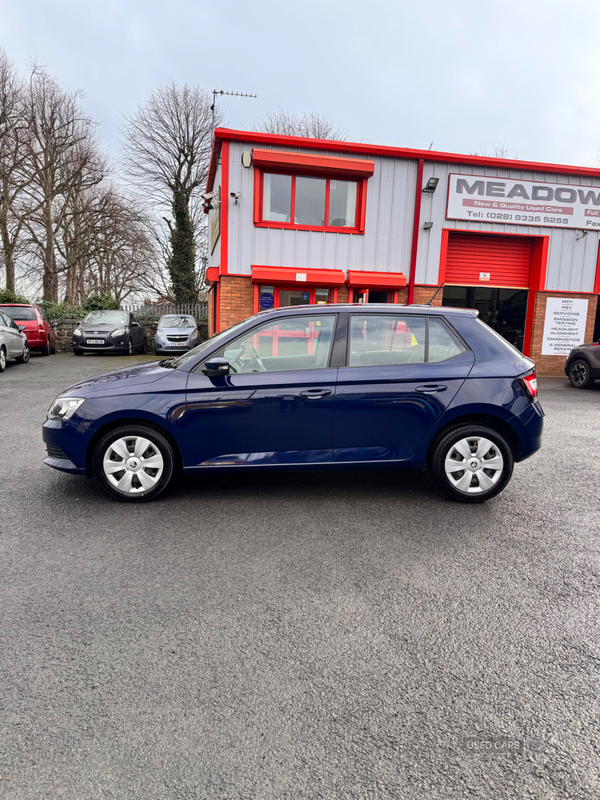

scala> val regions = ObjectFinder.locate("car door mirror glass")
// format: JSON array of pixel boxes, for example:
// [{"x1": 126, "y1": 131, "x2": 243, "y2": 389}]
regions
[
  {"x1": 202, "y1": 357, "x2": 231, "y2": 377},
  {"x1": 18, "y1": 325, "x2": 26, "y2": 331}
]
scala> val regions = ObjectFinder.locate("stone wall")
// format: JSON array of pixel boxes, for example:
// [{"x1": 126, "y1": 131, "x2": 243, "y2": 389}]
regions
[{"x1": 52, "y1": 319, "x2": 209, "y2": 355}]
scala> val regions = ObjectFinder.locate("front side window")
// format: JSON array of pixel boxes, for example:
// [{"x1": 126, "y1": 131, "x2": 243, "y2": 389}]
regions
[
  {"x1": 260, "y1": 172, "x2": 359, "y2": 231},
  {"x1": 222, "y1": 315, "x2": 336, "y2": 374}
]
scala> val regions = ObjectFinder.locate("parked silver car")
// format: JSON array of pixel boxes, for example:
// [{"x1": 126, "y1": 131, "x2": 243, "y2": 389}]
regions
[
  {"x1": 154, "y1": 315, "x2": 200, "y2": 355},
  {"x1": 0, "y1": 309, "x2": 30, "y2": 371}
]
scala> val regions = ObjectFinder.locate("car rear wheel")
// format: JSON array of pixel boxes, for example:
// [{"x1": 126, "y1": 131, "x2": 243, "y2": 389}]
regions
[
  {"x1": 16, "y1": 342, "x2": 30, "y2": 364},
  {"x1": 430, "y1": 424, "x2": 514, "y2": 503},
  {"x1": 139, "y1": 337, "x2": 147, "y2": 354},
  {"x1": 40, "y1": 339, "x2": 50, "y2": 356},
  {"x1": 93, "y1": 425, "x2": 176, "y2": 502},
  {"x1": 0, "y1": 346, "x2": 6, "y2": 372},
  {"x1": 73, "y1": 348, "x2": 83, "y2": 356},
  {"x1": 568, "y1": 358, "x2": 594, "y2": 389}
]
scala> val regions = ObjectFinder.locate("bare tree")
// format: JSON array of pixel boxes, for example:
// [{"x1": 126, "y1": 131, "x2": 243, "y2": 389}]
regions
[
  {"x1": 253, "y1": 109, "x2": 346, "y2": 140},
  {"x1": 121, "y1": 83, "x2": 222, "y2": 303},
  {"x1": 470, "y1": 143, "x2": 516, "y2": 159},
  {"x1": 20, "y1": 65, "x2": 101, "y2": 301},
  {"x1": 0, "y1": 49, "x2": 30, "y2": 293}
]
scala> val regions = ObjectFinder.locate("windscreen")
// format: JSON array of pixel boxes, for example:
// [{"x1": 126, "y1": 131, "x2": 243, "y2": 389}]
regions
[
  {"x1": 2, "y1": 306, "x2": 36, "y2": 321},
  {"x1": 159, "y1": 316, "x2": 195, "y2": 328},
  {"x1": 83, "y1": 311, "x2": 127, "y2": 326}
]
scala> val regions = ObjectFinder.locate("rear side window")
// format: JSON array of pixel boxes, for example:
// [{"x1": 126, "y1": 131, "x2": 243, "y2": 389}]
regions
[
  {"x1": 349, "y1": 315, "x2": 426, "y2": 367},
  {"x1": 37, "y1": 305, "x2": 50, "y2": 323},
  {"x1": 348, "y1": 314, "x2": 466, "y2": 367}
]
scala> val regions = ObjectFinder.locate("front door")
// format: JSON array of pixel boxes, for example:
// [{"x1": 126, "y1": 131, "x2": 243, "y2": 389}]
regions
[
  {"x1": 333, "y1": 313, "x2": 474, "y2": 462},
  {"x1": 184, "y1": 313, "x2": 338, "y2": 468}
]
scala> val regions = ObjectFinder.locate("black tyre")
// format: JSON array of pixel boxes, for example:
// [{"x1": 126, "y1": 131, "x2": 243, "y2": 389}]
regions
[
  {"x1": 16, "y1": 342, "x2": 30, "y2": 364},
  {"x1": 0, "y1": 346, "x2": 6, "y2": 372},
  {"x1": 73, "y1": 348, "x2": 83, "y2": 356},
  {"x1": 139, "y1": 337, "x2": 147, "y2": 354},
  {"x1": 40, "y1": 339, "x2": 50, "y2": 356},
  {"x1": 568, "y1": 358, "x2": 594, "y2": 389},
  {"x1": 430, "y1": 424, "x2": 514, "y2": 503},
  {"x1": 93, "y1": 424, "x2": 176, "y2": 503}
]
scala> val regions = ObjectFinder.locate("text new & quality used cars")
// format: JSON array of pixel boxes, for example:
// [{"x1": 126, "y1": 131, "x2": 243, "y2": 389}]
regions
[{"x1": 43, "y1": 304, "x2": 544, "y2": 503}]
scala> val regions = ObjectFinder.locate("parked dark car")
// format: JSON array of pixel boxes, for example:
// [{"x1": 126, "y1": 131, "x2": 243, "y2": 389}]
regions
[
  {"x1": 155, "y1": 314, "x2": 200, "y2": 355},
  {"x1": 0, "y1": 309, "x2": 30, "y2": 371},
  {"x1": 72, "y1": 310, "x2": 146, "y2": 355},
  {"x1": 43, "y1": 304, "x2": 543, "y2": 503},
  {"x1": 565, "y1": 339, "x2": 600, "y2": 388},
  {"x1": 0, "y1": 303, "x2": 55, "y2": 355}
]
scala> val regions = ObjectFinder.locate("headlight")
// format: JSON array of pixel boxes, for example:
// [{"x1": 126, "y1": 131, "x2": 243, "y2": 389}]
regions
[
  {"x1": 73, "y1": 328, "x2": 81, "y2": 336},
  {"x1": 156, "y1": 331, "x2": 166, "y2": 342},
  {"x1": 111, "y1": 328, "x2": 127, "y2": 337},
  {"x1": 189, "y1": 328, "x2": 199, "y2": 340},
  {"x1": 47, "y1": 397, "x2": 85, "y2": 420}
]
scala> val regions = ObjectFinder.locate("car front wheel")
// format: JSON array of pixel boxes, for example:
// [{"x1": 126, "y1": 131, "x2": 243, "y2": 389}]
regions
[
  {"x1": 568, "y1": 358, "x2": 594, "y2": 389},
  {"x1": 93, "y1": 425, "x2": 176, "y2": 502},
  {"x1": 430, "y1": 424, "x2": 514, "y2": 503},
  {"x1": 0, "y1": 346, "x2": 6, "y2": 372}
]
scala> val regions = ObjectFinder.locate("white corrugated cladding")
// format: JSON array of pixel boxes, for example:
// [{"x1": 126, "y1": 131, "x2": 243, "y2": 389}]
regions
[
  {"x1": 226, "y1": 141, "x2": 418, "y2": 277},
  {"x1": 415, "y1": 162, "x2": 600, "y2": 291},
  {"x1": 207, "y1": 160, "x2": 222, "y2": 269}
]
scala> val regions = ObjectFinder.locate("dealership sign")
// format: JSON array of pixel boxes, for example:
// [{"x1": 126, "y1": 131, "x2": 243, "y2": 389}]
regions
[{"x1": 447, "y1": 174, "x2": 600, "y2": 230}]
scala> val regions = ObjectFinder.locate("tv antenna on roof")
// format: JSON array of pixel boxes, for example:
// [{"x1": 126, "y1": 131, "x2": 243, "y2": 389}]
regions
[{"x1": 211, "y1": 89, "x2": 257, "y2": 130}]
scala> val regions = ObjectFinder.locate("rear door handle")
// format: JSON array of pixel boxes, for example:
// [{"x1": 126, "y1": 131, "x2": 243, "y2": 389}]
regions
[
  {"x1": 299, "y1": 389, "x2": 332, "y2": 398},
  {"x1": 415, "y1": 384, "x2": 448, "y2": 393}
]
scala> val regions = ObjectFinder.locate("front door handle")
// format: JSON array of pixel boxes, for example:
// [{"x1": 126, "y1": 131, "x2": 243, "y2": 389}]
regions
[
  {"x1": 299, "y1": 389, "x2": 332, "y2": 399},
  {"x1": 415, "y1": 384, "x2": 448, "y2": 393}
]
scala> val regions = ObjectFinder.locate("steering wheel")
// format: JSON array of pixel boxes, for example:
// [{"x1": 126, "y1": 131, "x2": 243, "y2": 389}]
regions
[{"x1": 230, "y1": 345, "x2": 266, "y2": 373}]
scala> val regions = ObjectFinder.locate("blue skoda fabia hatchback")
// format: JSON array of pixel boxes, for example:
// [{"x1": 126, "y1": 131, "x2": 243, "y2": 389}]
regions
[{"x1": 43, "y1": 304, "x2": 543, "y2": 503}]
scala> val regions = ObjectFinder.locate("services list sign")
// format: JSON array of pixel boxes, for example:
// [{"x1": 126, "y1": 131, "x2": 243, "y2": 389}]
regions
[
  {"x1": 541, "y1": 297, "x2": 588, "y2": 356},
  {"x1": 447, "y1": 174, "x2": 600, "y2": 230}
]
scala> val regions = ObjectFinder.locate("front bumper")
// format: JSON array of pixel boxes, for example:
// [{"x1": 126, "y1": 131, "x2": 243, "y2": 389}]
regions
[
  {"x1": 73, "y1": 337, "x2": 129, "y2": 352},
  {"x1": 42, "y1": 420, "x2": 88, "y2": 474}
]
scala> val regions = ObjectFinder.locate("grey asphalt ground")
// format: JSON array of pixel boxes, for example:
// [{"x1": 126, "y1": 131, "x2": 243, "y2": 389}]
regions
[{"x1": 1, "y1": 353, "x2": 599, "y2": 799}]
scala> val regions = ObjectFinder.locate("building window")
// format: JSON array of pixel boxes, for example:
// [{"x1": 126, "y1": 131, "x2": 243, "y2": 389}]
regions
[
  {"x1": 255, "y1": 285, "x2": 335, "y2": 313},
  {"x1": 258, "y1": 172, "x2": 363, "y2": 232}
]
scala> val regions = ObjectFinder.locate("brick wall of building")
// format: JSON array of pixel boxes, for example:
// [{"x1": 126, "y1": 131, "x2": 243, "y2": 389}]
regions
[
  {"x1": 528, "y1": 291, "x2": 598, "y2": 376},
  {"x1": 207, "y1": 285, "x2": 216, "y2": 337},
  {"x1": 412, "y1": 285, "x2": 442, "y2": 306},
  {"x1": 218, "y1": 276, "x2": 254, "y2": 332}
]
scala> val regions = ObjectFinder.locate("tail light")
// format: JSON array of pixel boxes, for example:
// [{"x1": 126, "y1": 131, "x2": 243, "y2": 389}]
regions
[{"x1": 519, "y1": 369, "x2": 538, "y2": 402}]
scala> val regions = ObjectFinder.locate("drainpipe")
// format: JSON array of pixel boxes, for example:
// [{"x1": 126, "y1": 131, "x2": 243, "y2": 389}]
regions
[{"x1": 408, "y1": 158, "x2": 424, "y2": 305}]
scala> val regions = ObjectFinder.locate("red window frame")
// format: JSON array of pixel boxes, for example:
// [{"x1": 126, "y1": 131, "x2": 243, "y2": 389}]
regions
[
  {"x1": 254, "y1": 170, "x2": 368, "y2": 234},
  {"x1": 253, "y1": 284, "x2": 338, "y2": 313}
]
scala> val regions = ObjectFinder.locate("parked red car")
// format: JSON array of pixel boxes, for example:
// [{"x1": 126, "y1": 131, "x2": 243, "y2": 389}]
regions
[{"x1": 0, "y1": 304, "x2": 56, "y2": 356}]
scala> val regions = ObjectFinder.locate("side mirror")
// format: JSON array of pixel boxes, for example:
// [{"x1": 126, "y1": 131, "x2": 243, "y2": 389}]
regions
[
  {"x1": 18, "y1": 324, "x2": 26, "y2": 331},
  {"x1": 131, "y1": 321, "x2": 139, "y2": 327},
  {"x1": 51, "y1": 322, "x2": 58, "y2": 328},
  {"x1": 202, "y1": 356, "x2": 230, "y2": 377}
]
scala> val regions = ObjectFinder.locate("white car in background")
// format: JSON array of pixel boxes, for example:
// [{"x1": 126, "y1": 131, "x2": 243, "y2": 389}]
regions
[{"x1": 0, "y1": 309, "x2": 30, "y2": 372}]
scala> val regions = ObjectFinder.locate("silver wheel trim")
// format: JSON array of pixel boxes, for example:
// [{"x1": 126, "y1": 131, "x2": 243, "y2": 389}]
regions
[
  {"x1": 23, "y1": 344, "x2": 29, "y2": 361},
  {"x1": 102, "y1": 435, "x2": 164, "y2": 493},
  {"x1": 444, "y1": 436, "x2": 504, "y2": 494},
  {"x1": 0, "y1": 348, "x2": 5, "y2": 368}
]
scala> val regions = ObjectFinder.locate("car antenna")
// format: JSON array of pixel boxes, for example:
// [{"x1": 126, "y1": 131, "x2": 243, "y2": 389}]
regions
[{"x1": 424, "y1": 283, "x2": 444, "y2": 306}]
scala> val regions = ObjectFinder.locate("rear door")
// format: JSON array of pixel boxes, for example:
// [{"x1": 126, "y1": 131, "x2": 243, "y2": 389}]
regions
[{"x1": 333, "y1": 313, "x2": 475, "y2": 462}]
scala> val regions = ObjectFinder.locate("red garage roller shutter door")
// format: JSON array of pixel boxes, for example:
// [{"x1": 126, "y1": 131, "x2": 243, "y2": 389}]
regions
[{"x1": 446, "y1": 232, "x2": 533, "y2": 288}]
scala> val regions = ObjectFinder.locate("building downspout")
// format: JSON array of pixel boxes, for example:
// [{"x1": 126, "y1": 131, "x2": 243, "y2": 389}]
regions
[{"x1": 408, "y1": 158, "x2": 424, "y2": 305}]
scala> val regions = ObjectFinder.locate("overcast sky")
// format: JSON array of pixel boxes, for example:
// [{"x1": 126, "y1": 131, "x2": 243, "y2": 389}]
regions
[{"x1": 3, "y1": 0, "x2": 600, "y2": 168}]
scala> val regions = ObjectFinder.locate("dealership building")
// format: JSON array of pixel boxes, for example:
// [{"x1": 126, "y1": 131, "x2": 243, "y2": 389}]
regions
[{"x1": 204, "y1": 128, "x2": 600, "y2": 375}]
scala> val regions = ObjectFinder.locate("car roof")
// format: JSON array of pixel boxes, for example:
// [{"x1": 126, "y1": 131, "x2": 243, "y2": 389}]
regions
[
  {"x1": 0, "y1": 303, "x2": 35, "y2": 307},
  {"x1": 255, "y1": 303, "x2": 479, "y2": 318}
]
